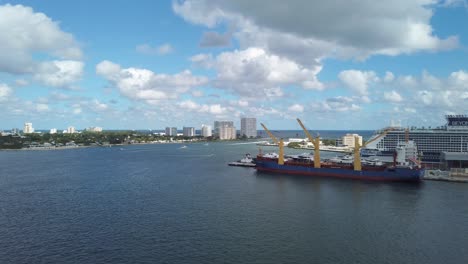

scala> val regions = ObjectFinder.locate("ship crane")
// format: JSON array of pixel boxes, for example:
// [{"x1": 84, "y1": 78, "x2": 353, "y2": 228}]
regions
[
  {"x1": 260, "y1": 123, "x2": 284, "y2": 165},
  {"x1": 354, "y1": 128, "x2": 395, "y2": 171},
  {"x1": 296, "y1": 118, "x2": 321, "y2": 168},
  {"x1": 260, "y1": 123, "x2": 279, "y2": 145}
]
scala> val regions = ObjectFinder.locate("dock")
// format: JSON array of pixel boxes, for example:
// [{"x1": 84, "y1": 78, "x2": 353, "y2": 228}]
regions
[{"x1": 424, "y1": 169, "x2": 468, "y2": 183}]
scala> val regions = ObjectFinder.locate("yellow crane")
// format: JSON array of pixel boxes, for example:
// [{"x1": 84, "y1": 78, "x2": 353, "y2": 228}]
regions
[
  {"x1": 296, "y1": 118, "x2": 321, "y2": 168},
  {"x1": 260, "y1": 123, "x2": 284, "y2": 165},
  {"x1": 260, "y1": 123, "x2": 279, "y2": 145},
  {"x1": 353, "y1": 128, "x2": 395, "y2": 171}
]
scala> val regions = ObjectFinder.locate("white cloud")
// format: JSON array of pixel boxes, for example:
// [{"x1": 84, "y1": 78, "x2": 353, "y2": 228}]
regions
[
  {"x1": 288, "y1": 104, "x2": 304, "y2": 113},
  {"x1": 384, "y1": 90, "x2": 403, "y2": 103},
  {"x1": 0, "y1": 4, "x2": 82, "y2": 74},
  {"x1": 36, "y1": 103, "x2": 49, "y2": 112},
  {"x1": 338, "y1": 70, "x2": 378, "y2": 95},
  {"x1": 196, "y1": 47, "x2": 323, "y2": 99},
  {"x1": 136, "y1": 43, "x2": 174, "y2": 55},
  {"x1": 0, "y1": 83, "x2": 13, "y2": 100},
  {"x1": 178, "y1": 100, "x2": 228, "y2": 115},
  {"x1": 96, "y1": 60, "x2": 208, "y2": 104},
  {"x1": 312, "y1": 96, "x2": 361, "y2": 113},
  {"x1": 34, "y1": 60, "x2": 84, "y2": 88}
]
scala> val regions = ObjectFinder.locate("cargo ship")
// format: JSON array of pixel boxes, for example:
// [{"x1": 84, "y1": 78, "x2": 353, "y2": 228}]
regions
[{"x1": 256, "y1": 119, "x2": 424, "y2": 182}]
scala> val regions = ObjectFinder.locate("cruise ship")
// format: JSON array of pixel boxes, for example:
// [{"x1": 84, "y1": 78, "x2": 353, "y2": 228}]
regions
[{"x1": 364, "y1": 115, "x2": 468, "y2": 164}]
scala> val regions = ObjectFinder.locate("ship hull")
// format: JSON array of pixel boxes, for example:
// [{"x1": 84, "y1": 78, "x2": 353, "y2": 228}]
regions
[{"x1": 255, "y1": 158, "x2": 424, "y2": 182}]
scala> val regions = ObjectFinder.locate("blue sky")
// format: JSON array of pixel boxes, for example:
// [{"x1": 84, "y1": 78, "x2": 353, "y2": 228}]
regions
[{"x1": 0, "y1": 0, "x2": 467, "y2": 130}]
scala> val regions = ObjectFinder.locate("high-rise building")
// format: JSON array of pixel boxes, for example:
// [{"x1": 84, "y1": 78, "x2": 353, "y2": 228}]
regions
[
  {"x1": 67, "y1": 126, "x2": 76, "y2": 134},
  {"x1": 201, "y1": 125, "x2": 212, "y2": 137},
  {"x1": 219, "y1": 125, "x2": 236, "y2": 140},
  {"x1": 214, "y1": 121, "x2": 234, "y2": 136},
  {"x1": 23, "y1": 122, "x2": 34, "y2": 134},
  {"x1": 86, "y1": 127, "x2": 103, "y2": 132},
  {"x1": 241, "y1": 117, "x2": 257, "y2": 138},
  {"x1": 342, "y1": 133, "x2": 363, "y2": 147},
  {"x1": 183, "y1": 127, "x2": 195, "y2": 137},
  {"x1": 50, "y1": 128, "x2": 57, "y2": 134},
  {"x1": 165, "y1": 127, "x2": 177, "y2": 136}
]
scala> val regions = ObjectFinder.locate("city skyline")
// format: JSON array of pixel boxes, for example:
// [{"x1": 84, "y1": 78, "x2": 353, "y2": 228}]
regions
[{"x1": 1, "y1": 1, "x2": 468, "y2": 130}]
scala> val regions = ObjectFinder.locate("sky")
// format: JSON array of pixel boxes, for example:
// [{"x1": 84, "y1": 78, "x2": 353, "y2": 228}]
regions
[{"x1": 0, "y1": 0, "x2": 468, "y2": 130}]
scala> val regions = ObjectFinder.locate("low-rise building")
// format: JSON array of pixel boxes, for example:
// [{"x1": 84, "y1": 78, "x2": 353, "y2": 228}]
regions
[{"x1": 342, "y1": 133, "x2": 362, "y2": 147}]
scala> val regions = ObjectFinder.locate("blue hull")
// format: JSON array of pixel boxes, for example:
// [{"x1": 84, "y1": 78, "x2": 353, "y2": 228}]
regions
[{"x1": 255, "y1": 158, "x2": 424, "y2": 182}]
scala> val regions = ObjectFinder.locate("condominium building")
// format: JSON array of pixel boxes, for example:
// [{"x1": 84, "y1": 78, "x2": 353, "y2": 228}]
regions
[
  {"x1": 23, "y1": 122, "x2": 34, "y2": 134},
  {"x1": 49, "y1": 128, "x2": 57, "y2": 134},
  {"x1": 165, "y1": 127, "x2": 177, "y2": 136},
  {"x1": 219, "y1": 125, "x2": 236, "y2": 140},
  {"x1": 67, "y1": 126, "x2": 76, "y2": 134},
  {"x1": 183, "y1": 127, "x2": 195, "y2": 137},
  {"x1": 240, "y1": 117, "x2": 257, "y2": 138},
  {"x1": 201, "y1": 124, "x2": 212, "y2": 137},
  {"x1": 342, "y1": 133, "x2": 363, "y2": 147},
  {"x1": 86, "y1": 127, "x2": 103, "y2": 132},
  {"x1": 214, "y1": 121, "x2": 234, "y2": 136}
]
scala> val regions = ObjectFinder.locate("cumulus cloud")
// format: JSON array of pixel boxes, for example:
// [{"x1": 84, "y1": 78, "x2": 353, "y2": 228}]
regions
[
  {"x1": 173, "y1": 0, "x2": 458, "y2": 61},
  {"x1": 34, "y1": 60, "x2": 84, "y2": 88},
  {"x1": 178, "y1": 100, "x2": 228, "y2": 115},
  {"x1": 288, "y1": 104, "x2": 304, "y2": 113},
  {"x1": 194, "y1": 47, "x2": 323, "y2": 99},
  {"x1": 36, "y1": 103, "x2": 49, "y2": 112},
  {"x1": 0, "y1": 83, "x2": 13, "y2": 101},
  {"x1": 338, "y1": 70, "x2": 378, "y2": 95},
  {"x1": 384, "y1": 90, "x2": 403, "y2": 103},
  {"x1": 0, "y1": 4, "x2": 82, "y2": 74},
  {"x1": 96, "y1": 60, "x2": 208, "y2": 104},
  {"x1": 136, "y1": 43, "x2": 174, "y2": 55}
]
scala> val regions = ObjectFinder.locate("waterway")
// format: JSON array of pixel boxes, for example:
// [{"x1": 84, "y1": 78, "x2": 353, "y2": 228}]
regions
[{"x1": 1, "y1": 141, "x2": 467, "y2": 263}]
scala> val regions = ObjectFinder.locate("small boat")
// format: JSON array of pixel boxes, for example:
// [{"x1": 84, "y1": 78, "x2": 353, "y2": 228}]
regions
[{"x1": 180, "y1": 145, "x2": 187, "y2": 149}]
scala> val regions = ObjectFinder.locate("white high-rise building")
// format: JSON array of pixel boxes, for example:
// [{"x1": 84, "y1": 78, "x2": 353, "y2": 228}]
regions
[
  {"x1": 219, "y1": 125, "x2": 236, "y2": 140},
  {"x1": 165, "y1": 127, "x2": 177, "y2": 136},
  {"x1": 214, "y1": 121, "x2": 234, "y2": 136},
  {"x1": 183, "y1": 127, "x2": 195, "y2": 137},
  {"x1": 241, "y1": 117, "x2": 257, "y2": 138},
  {"x1": 67, "y1": 126, "x2": 76, "y2": 134},
  {"x1": 342, "y1": 133, "x2": 363, "y2": 147},
  {"x1": 49, "y1": 128, "x2": 57, "y2": 134},
  {"x1": 23, "y1": 122, "x2": 34, "y2": 134},
  {"x1": 86, "y1": 127, "x2": 103, "y2": 132},
  {"x1": 201, "y1": 125, "x2": 212, "y2": 137}
]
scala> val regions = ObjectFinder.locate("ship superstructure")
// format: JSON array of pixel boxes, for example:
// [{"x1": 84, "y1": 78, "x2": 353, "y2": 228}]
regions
[{"x1": 365, "y1": 115, "x2": 468, "y2": 163}]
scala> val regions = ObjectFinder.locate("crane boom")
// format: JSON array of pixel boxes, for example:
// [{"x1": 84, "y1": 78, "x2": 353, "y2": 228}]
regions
[
  {"x1": 296, "y1": 118, "x2": 321, "y2": 168},
  {"x1": 296, "y1": 119, "x2": 314, "y2": 143},
  {"x1": 260, "y1": 123, "x2": 279, "y2": 144},
  {"x1": 364, "y1": 128, "x2": 394, "y2": 147}
]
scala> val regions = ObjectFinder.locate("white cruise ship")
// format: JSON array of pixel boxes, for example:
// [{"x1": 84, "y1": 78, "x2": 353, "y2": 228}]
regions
[{"x1": 364, "y1": 115, "x2": 468, "y2": 163}]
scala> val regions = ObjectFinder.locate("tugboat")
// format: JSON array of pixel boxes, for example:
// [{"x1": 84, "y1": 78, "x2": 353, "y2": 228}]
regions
[{"x1": 228, "y1": 153, "x2": 256, "y2": 167}]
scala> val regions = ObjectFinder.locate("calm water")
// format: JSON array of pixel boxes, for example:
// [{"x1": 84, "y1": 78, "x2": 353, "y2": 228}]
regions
[{"x1": 1, "y1": 142, "x2": 467, "y2": 264}]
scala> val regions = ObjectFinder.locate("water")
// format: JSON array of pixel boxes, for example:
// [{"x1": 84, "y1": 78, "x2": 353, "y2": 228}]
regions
[{"x1": 1, "y1": 142, "x2": 467, "y2": 264}]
